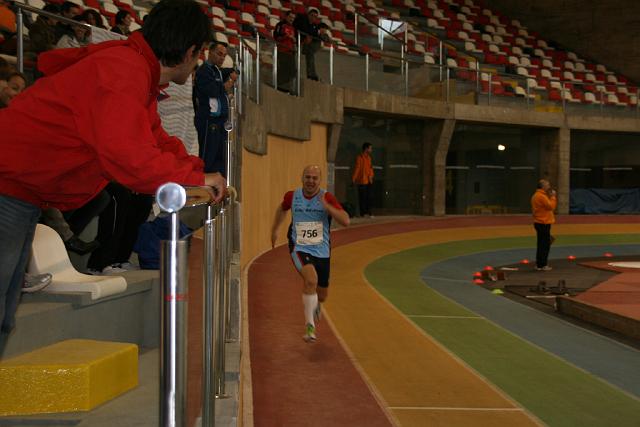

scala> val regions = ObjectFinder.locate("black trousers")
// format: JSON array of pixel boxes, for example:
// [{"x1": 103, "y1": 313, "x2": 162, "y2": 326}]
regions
[
  {"x1": 357, "y1": 184, "x2": 372, "y2": 216},
  {"x1": 534, "y1": 223, "x2": 552, "y2": 268},
  {"x1": 196, "y1": 118, "x2": 227, "y2": 177},
  {"x1": 87, "y1": 183, "x2": 153, "y2": 271}
]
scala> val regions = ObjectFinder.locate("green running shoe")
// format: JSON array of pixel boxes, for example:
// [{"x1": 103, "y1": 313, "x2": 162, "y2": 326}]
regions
[{"x1": 303, "y1": 323, "x2": 316, "y2": 343}]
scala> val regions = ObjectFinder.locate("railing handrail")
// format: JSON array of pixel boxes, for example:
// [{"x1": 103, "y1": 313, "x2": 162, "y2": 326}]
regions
[{"x1": 14, "y1": 3, "x2": 92, "y2": 29}]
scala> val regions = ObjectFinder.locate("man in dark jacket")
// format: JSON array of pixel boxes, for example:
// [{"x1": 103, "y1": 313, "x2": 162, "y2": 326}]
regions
[
  {"x1": 193, "y1": 40, "x2": 237, "y2": 176},
  {"x1": 293, "y1": 7, "x2": 322, "y2": 81}
]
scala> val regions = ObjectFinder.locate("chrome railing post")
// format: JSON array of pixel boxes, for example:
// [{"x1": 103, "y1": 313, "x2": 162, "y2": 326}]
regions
[
  {"x1": 438, "y1": 41, "x2": 443, "y2": 81},
  {"x1": 365, "y1": 53, "x2": 369, "y2": 92},
  {"x1": 215, "y1": 204, "x2": 228, "y2": 398},
  {"x1": 526, "y1": 78, "x2": 530, "y2": 108},
  {"x1": 600, "y1": 89, "x2": 604, "y2": 113},
  {"x1": 156, "y1": 183, "x2": 189, "y2": 427},
  {"x1": 475, "y1": 62, "x2": 480, "y2": 99},
  {"x1": 296, "y1": 33, "x2": 301, "y2": 95},
  {"x1": 202, "y1": 205, "x2": 217, "y2": 427},
  {"x1": 488, "y1": 73, "x2": 492, "y2": 105},
  {"x1": 273, "y1": 43, "x2": 278, "y2": 90},
  {"x1": 256, "y1": 34, "x2": 260, "y2": 104},
  {"x1": 17, "y1": 9, "x2": 24, "y2": 73},
  {"x1": 354, "y1": 13, "x2": 358, "y2": 46},
  {"x1": 404, "y1": 60, "x2": 409, "y2": 97},
  {"x1": 235, "y1": 49, "x2": 242, "y2": 115},
  {"x1": 329, "y1": 44, "x2": 334, "y2": 85},
  {"x1": 446, "y1": 67, "x2": 450, "y2": 103},
  {"x1": 561, "y1": 82, "x2": 566, "y2": 111}
]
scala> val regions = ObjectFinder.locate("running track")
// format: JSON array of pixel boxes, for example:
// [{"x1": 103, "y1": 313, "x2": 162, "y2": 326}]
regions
[{"x1": 245, "y1": 216, "x2": 640, "y2": 426}]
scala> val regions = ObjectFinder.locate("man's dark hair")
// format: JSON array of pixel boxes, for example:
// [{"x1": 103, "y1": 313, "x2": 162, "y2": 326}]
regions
[
  {"x1": 142, "y1": 0, "x2": 211, "y2": 67},
  {"x1": 209, "y1": 40, "x2": 228, "y2": 50},
  {"x1": 114, "y1": 10, "x2": 130, "y2": 25},
  {"x1": 42, "y1": 4, "x2": 60, "y2": 14},
  {"x1": 60, "y1": 1, "x2": 80, "y2": 15},
  {"x1": 362, "y1": 142, "x2": 372, "y2": 151}
]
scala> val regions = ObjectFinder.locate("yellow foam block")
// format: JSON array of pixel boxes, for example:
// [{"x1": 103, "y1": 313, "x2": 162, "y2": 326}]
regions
[{"x1": 0, "y1": 339, "x2": 138, "y2": 415}]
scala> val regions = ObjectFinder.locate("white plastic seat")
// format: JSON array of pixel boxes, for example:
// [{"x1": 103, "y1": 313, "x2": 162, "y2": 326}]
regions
[
  {"x1": 518, "y1": 28, "x2": 529, "y2": 37},
  {"x1": 537, "y1": 39, "x2": 548, "y2": 49},
  {"x1": 257, "y1": 5, "x2": 270, "y2": 15},
  {"x1": 542, "y1": 59, "x2": 559, "y2": 70},
  {"x1": 215, "y1": 32, "x2": 229, "y2": 44},
  {"x1": 511, "y1": 19, "x2": 522, "y2": 28},
  {"x1": 427, "y1": 18, "x2": 444, "y2": 30},
  {"x1": 584, "y1": 92, "x2": 598, "y2": 104},
  {"x1": 515, "y1": 37, "x2": 525, "y2": 46},
  {"x1": 460, "y1": 6, "x2": 472, "y2": 15},
  {"x1": 424, "y1": 53, "x2": 436, "y2": 64},
  {"x1": 485, "y1": 24, "x2": 496, "y2": 34},
  {"x1": 606, "y1": 74, "x2": 618, "y2": 84},
  {"x1": 465, "y1": 41, "x2": 482, "y2": 53},
  {"x1": 574, "y1": 62, "x2": 586, "y2": 72},
  {"x1": 481, "y1": 33, "x2": 493, "y2": 43},
  {"x1": 458, "y1": 31, "x2": 470, "y2": 40},
  {"x1": 520, "y1": 57, "x2": 535, "y2": 67},
  {"x1": 516, "y1": 66, "x2": 530, "y2": 77},
  {"x1": 607, "y1": 94, "x2": 625, "y2": 106},
  {"x1": 28, "y1": 225, "x2": 127, "y2": 300},
  {"x1": 540, "y1": 69, "x2": 558, "y2": 80},
  {"x1": 457, "y1": 13, "x2": 468, "y2": 22},
  {"x1": 492, "y1": 34, "x2": 504, "y2": 44},
  {"x1": 446, "y1": 58, "x2": 458, "y2": 68},
  {"x1": 489, "y1": 15, "x2": 500, "y2": 26},
  {"x1": 102, "y1": 3, "x2": 119, "y2": 14},
  {"x1": 508, "y1": 55, "x2": 520, "y2": 66},
  {"x1": 496, "y1": 26, "x2": 507, "y2": 35},
  {"x1": 462, "y1": 22, "x2": 475, "y2": 33},
  {"x1": 563, "y1": 71, "x2": 578, "y2": 81},
  {"x1": 563, "y1": 61, "x2": 575, "y2": 71}
]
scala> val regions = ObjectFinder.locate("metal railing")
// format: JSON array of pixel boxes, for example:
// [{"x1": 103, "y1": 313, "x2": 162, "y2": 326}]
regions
[{"x1": 155, "y1": 184, "x2": 237, "y2": 427}]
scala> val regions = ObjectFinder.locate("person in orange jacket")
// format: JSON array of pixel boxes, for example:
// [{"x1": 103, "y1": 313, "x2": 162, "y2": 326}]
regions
[
  {"x1": 352, "y1": 142, "x2": 374, "y2": 217},
  {"x1": 531, "y1": 179, "x2": 557, "y2": 271}
]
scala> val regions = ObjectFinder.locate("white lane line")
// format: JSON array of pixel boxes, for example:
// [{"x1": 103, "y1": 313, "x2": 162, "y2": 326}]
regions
[
  {"x1": 407, "y1": 315, "x2": 483, "y2": 319},
  {"x1": 390, "y1": 407, "x2": 524, "y2": 411}
]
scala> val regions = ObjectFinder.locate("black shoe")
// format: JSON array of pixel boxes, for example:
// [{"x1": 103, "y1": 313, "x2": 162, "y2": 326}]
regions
[
  {"x1": 308, "y1": 75, "x2": 319, "y2": 81},
  {"x1": 65, "y1": 235, "x2": 100, "y2": 255}
]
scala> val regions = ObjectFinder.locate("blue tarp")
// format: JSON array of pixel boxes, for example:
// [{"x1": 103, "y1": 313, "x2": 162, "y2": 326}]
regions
[{"x1": 570, "y1": 188, "x2": 640, "y2": 214}]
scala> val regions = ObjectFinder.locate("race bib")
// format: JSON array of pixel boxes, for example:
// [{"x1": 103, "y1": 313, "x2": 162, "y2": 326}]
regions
[{"x1": 295, "y1": 221, "x2": 323, "y2": 246}]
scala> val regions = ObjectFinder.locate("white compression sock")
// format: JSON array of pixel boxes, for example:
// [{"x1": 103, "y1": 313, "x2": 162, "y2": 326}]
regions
[{"x1": 302, "y1": 293, "x2": 318, "y2": 327}]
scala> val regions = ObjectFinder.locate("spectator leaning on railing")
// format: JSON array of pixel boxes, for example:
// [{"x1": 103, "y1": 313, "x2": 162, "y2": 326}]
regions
[{"x1": 0, "y1": 0, "x2": 226, "y2": 356}]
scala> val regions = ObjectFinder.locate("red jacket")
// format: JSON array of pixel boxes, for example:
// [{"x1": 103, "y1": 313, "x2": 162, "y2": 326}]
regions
[{"x1": 0, "y1": 32, "x2": 205, "y2": 210}]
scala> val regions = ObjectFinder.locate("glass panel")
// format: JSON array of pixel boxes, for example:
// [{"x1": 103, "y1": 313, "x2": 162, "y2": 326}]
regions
[
  {"x1": 446, "y1": 124, "x2": 542, "y2": 214},
  {"x1": 335, "y1": 114, "x2": 424, "y2": 215}
]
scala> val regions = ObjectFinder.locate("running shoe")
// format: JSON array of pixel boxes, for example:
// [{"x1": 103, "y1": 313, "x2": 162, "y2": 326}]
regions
[
  {"x1": 22, "y1": 273, "x2": 52, "y2": 293},
  {"x1": 314, "y1": 303, "x2": 322, "y2": 322},
  {"x1": 536, "y1": 266, "x2": 553, "y2": 271},
  {"x1": 303, "y1": 323, "x2": 316, "y2": 343}
]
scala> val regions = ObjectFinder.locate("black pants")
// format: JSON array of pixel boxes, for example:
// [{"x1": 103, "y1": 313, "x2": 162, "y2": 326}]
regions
[
  {"x1": 87, "y1": 183, "x2": 153, "y2": 271},
  {"x1": 64, "y1": 189, "x2": 111, "y2": 236},
  {"x1": 277, "y1": 51, "x2": 295, "y2": 93},
  {"x1": 357, "y1": 184, "x2": 372, "y2": 216},
  {"x1": 196, "y1": 118, "x2": 227, "y2": 177},
  {"x1": 302, "y1": 40, "x2": 320, "y2": 79},
  {"x1": 534, "y1": 223, "x2": 552, "y2": 268}
]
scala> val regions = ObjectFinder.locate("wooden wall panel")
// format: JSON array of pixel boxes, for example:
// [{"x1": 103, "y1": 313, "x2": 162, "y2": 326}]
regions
[{"x1": 240, "y1": 123, "x2": 328, "y2": 268}]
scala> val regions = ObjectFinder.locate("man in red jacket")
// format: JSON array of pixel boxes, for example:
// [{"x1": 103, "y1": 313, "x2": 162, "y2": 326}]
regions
[{"x1": 0, "y1": 0, "x2": 225, "y2": 354}]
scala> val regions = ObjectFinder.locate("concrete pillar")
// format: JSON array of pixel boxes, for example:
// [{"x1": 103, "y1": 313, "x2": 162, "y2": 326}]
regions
[
  {"x1": 540, "y1": 126, "x2": 570, "y2": 214},
  {"x1": 422, "y1": 119, "x2": 456, "y2": 216},
  {"x1": 326, "y1": 124, "x2": 342, "y2": 194}
]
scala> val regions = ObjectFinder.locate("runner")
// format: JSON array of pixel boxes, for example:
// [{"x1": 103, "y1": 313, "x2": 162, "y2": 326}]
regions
[{"x1": 271, "y1": 165, "x2": 350, "y2": 342}]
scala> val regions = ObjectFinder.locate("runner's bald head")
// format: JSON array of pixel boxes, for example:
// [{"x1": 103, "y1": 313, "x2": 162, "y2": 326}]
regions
[{"x1": 302, "y1": 165, "x2": 321, "y2": 177}]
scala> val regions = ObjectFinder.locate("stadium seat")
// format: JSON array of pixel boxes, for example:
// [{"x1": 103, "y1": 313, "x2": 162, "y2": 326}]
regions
[{"x1": 28, "y1": 224, "x2": 127, "y2": 300}]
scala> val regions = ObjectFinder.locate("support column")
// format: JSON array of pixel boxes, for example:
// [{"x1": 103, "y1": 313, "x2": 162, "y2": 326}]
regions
[
  {"x1": 422, "y1": 119, "x2": 456, "y2": 216},
  {"x1": 540, "y1": 126, "x2": 570, "y2": 214}
]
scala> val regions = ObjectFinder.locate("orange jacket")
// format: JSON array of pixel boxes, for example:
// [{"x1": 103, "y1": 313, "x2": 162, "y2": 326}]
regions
[
  {"x1": 352, "y1": 152, "x2": 373, "y2": 185},
  {"x1": 531, "y1": 189, "x2": 557, "y2": 224}
]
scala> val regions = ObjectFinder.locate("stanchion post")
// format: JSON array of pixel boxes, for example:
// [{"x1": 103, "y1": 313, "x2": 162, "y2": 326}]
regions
[
  {"x1": 215, "y1": 205, "x2": 228, "y2": 398},
  {"x1": 156, "y1": 183, "x2": 188, "y2": 427},
  {"x1": 202, "y1": 205, "x2": 218, "y2": 427}
]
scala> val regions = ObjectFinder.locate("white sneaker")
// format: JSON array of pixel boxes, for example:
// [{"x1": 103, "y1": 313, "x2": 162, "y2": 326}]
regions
[
  {"x1": 536, "y1": 266, "x2": 552, "y2": 271},
  {"x1": 22, "y1": 273, "x2": 52, "y2": 293},
  {"x1": 87, "y1": 268, "x2": 103, "y2": 276},
  {"x1": 118, "y1": 262, "x2": 139, "y2": 271},
  {"x1": 102, "y1": 265, "x2": 128, "y2": 275},
  {"x1": 303, "y1": 323, "x2": 317, "y2": 343}
]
